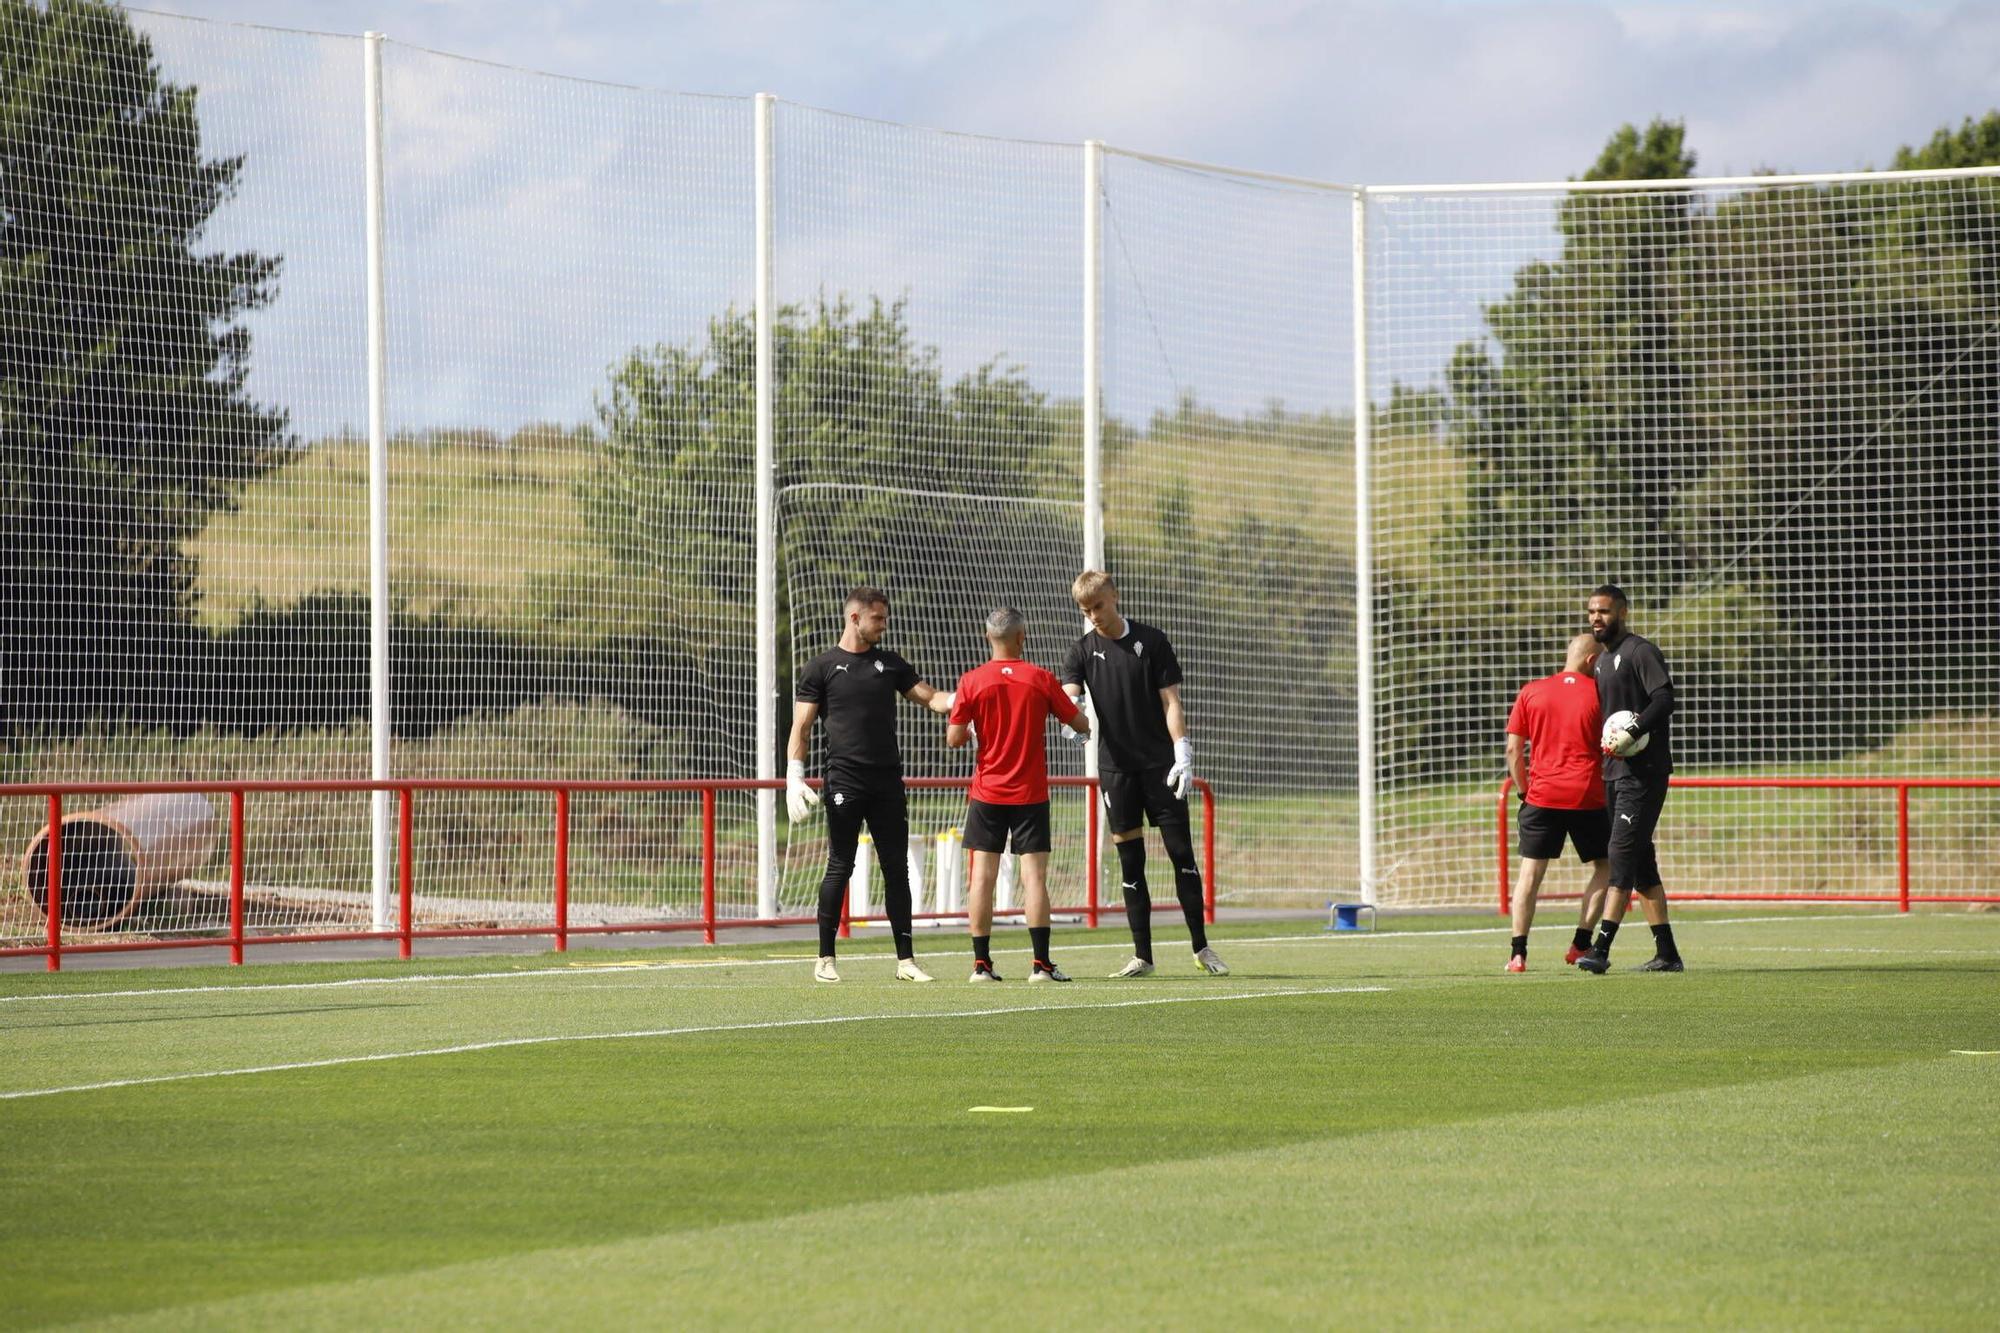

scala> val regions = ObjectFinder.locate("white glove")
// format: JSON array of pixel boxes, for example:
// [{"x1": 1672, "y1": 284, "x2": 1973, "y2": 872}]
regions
[
  {"x1": 1602, "y1": 726, "x2": 1638, "y2": 757},
  {"x1": 1166, "y1": 736, "x2": 1194, "y2": 799},
  {"x1": 785, "y1": 758, "x2": 820, "y2": 823},
  {"x1": 1059, "y1": 722, "x2": 1088, "y2": 747}
]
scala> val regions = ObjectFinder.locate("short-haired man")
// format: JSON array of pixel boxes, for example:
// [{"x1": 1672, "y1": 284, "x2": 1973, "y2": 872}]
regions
[
  {"x1": 1504, "y1": 632, "x2": 1614, "y2": 972},
  {"x1": 1578, "y1": 583, "x2": 1685, "y2": 974},
  {"x1": 946, "y1": 608, "x2": 1092, "y2": 982},
  {"x1": 1062, "y1": 570, "x2": 1227, "y2": 977},
  {"x1": 787, "y1": 586, "x2": 953, "y2": 983}
]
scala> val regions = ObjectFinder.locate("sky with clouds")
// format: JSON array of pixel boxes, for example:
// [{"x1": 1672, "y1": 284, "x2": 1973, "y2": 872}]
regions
[{"x1": 117, "y1": 0, "x2": 2000, "y2": 435}]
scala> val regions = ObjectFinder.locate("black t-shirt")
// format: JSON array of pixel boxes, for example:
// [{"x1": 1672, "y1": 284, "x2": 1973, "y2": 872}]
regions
[
  {"x1": 1594, "y1": 629, "x2": 1674, "y2": 777},
  {"x1": 796, "y1": 646, "x2": 922, "y2": 778},
  {"x1": 1060, "y1": 618, "x2": 1182, "y2": 774}
]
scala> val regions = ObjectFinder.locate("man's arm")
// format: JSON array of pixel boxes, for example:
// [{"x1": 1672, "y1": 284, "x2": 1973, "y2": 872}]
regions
[
  {"x1": 784, "y1": 701, "x2": 821, "y2": 822},
  {"x1": 1161, "y1": 683, "x2": 1194, "y2": 797},
  {"x1": 1630, "y1": 646, "x2": 1676, "y2": 736},
  {"x1": 1160, "y1": 683, "x2": 1188, "y2": 742},
  {"x1": 1506, "y1": 733, "x2": 1529, "y2": 796},
  {"x1": 787, "y1": 700, "x2": 818, "y2": 761},
  {"x1": 946, "y1": 722, "x2": 973, "y2": 749},
  {"x1": 1630, "y1": 682, "x2": 1675, "y2": 737},
  {"x1": 904, "y1": 681, "x2": 953, "y2": 716}
]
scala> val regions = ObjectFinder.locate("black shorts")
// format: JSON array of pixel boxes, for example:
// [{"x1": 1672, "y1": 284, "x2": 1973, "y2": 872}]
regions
[
  {"x1": 1605, "y1": 772, "x2": 1670, "y2": 890},
  {"x1": 1516, "y1": 802, "x2": 1610, "y2": 863},
  {"x1": 1099, "y1": 765, "x2": 1187, "y2": 834},
  {"x1": 963, "y1": 799, "x2": 1052, "y2": 854}
]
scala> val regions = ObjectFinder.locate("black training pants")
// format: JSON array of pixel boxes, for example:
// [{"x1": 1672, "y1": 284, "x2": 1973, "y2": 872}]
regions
[{"x1": 818, "y1": 771, "x2": 914, "y2": 958}]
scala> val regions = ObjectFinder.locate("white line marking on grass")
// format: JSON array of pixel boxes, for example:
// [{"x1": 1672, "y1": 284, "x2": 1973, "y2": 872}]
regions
[
  {"x1": 1950, "y1": 1050, "x2": 1999, "y2": 1056},
  {"x1": 0, "y1": 984, "x2": 1390, "y2": 1101},
  {"x1": 0, "y1": 912, "x2": 1921, "y2": 1007}
]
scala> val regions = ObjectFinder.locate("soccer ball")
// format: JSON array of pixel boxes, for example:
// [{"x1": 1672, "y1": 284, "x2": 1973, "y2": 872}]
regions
[{"x1": 1601, "y1": 709, "x2": 1650, "y2": 756}]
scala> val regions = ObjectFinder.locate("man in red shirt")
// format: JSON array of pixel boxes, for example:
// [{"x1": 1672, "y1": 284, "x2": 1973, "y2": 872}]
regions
[
  {"x1": 1503, "y1": 632, "x2": 1613, "y2": 972},
  {"x1": 947, "y1": 607, "x2": 1092, "y2": 982}
]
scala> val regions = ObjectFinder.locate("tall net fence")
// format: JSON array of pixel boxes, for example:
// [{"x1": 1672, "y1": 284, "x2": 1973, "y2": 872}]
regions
[
  {"x1": 5, "y1": 5, "x2": 1998, "y2": 953},
  {"x1": 1098, "y1": 152, "x2": 1358, "y2": 905},
  {"x1": 771, "y1": 105, "x2": 1088, "y2": 911},
  {"x1": 1366, "y1": 175, "x2": 2000, "y2": 907},
  {"x1": 1, "y1": 9, "x2": 371, "y2": 942},
  {"x1": 378, "y1": 45, "x2": 755, "y2": 927}
]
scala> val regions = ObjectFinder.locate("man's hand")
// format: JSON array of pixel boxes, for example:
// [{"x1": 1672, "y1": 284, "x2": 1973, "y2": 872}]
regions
[
  {"x1": 1602, "y1": 725, "x2": 1640, "y2": 757},
  {"x1": 1059, "y1": 722, "x2": 1088, "y2": 747},
  {"x1": 785, "y1": 758, "x2": 821, "y2": 823},
  {"x1": 1166, "y1": 736, "x2": 1195, "y2": 799}
]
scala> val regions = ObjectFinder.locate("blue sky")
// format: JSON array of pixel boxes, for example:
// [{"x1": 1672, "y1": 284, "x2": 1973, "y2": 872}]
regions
[{"x1": 120, "y1": 1, "x2": 2000, "y2": 435}]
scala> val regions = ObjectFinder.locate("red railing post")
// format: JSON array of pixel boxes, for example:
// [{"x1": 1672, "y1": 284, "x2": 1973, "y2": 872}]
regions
[
  {"x1": 45, "y1": 792, "x2": 62, "y2": 973},
  {"x1": 553, "y1": 788, "x2": 570, "y2": 953},
  {"x1": 1897, "y1": 783, "x2": 1911, "y2": 914},
  {"x1": 1085, "y1": 781, "x2": 1100, "y2": 929},
  {"x1": 701, "y1": 787, "x2": 717, "y2": 945},
  {"x1": 1498, "y1": 777, "x2": 1513, "y2": 917},
  {"x1": 1201, "y1": 780, "x2": 1216, "y2": 924},
  {"x1": 398, "y1": 787, "x2": 414, "y2": 960},
  {"x1": 229, "y1": 789, "x2": 246, "y2": 966}
]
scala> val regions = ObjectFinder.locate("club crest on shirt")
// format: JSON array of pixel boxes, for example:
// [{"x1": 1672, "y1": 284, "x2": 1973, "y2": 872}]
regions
[
  {"x1": 1135, "y1": 642, "x2": 1144, "y2": 657},
  {"x1": 832, "y1": 792, "x2": 846, "y2": 806},
  {"x1": 1001, "y1": 666, "x2": 1014, "y2": 675},
  {"x1": 1614, "y1": 653, "x2": 1623, "y2": 670},
  {"x1": 873, "y1": 660, "x2": 884, "y2": 673}
]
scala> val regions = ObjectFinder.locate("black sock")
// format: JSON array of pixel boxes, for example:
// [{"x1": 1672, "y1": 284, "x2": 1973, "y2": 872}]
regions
[
  {"x1": 1160, "y1": 822, "x2": 1208, "y2": 952},
  {"x1": 1029, "y1": 926, "x2": 1051, "y2": 965},
  {"x1": 972, "y1": 935, "x2": 991, "y2": 964},
  {"x1": 1593, "y1": 919, "x2": 1620, "y2": 954},
  {"x1": 1572, "y1": 927, "x2": 1593, "y2": 952},
  {"x1": 1651, "y1": 922, "x2": 1679, "y2": 961},
  {"x1": 1510, "y1": 934, "x2": 1527, "y2": 959},
  {"x1": 1117, "y1": 839, "x2": 1153, "y2": 962}
]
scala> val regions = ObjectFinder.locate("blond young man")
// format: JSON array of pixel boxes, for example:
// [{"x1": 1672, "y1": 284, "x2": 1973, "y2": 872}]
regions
[{"x1": 1061, "y1": 571, "x2": 1226, "y2": 977}]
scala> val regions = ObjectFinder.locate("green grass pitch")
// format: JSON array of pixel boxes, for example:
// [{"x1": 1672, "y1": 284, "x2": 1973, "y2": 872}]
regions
[{"x1": 3, "y1": 912, "x2": 1997, "y2": 1328}]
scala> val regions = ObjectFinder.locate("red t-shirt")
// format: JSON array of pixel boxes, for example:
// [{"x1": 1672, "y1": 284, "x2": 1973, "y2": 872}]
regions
[
  {"x1": 949, "y1": 658, "x2": 1082, "y2": 805},
  {"x1": 1505, "y1": 671, "x2": 1606, "y2": 810}
]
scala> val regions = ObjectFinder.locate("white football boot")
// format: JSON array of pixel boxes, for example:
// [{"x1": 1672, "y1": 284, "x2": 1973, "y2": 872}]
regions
[
  {"x1": 895, "y1": 957, "x2": 935, "y2": 983},
  {"x1": 1108, "y1": 957, "x2": 1156, "y2": 978},
  {"x1": 814, "y1": 956, "x2": 840, "y2": 984},
  {"x1": 1193, "y1": 947, "x2": 1230, "y2": 975}
]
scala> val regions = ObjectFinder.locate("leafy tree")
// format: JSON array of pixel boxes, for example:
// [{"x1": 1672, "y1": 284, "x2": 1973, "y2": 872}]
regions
[
  {"x1": 0, "y1": 0, "x2": 286, "y2": 736},
  {"x1": 583, "y1": 296, "x2": 1077, "y2": 771}
]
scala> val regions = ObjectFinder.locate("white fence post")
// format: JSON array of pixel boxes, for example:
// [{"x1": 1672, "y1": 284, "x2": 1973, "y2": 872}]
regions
[
  {"x1": 364, "y1": 31, "x2": 391, "y2": 930},
  {"x1": 1082, "y1": 139, "x2": 1106, "y2": 868},
  {"x1": 1082, "y1": 140, "x2": 1104, "y2": 573},
  {"x1": 754, "y1": 93, "x2": 779, "y2": 920},
  {"x1": 1351, "y1": 189, "x2": 1376, "y2": 908}
]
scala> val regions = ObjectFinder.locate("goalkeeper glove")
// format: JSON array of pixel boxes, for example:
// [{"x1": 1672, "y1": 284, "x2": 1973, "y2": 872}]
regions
[
  {"x1": 1059, "y1": 722, "x2": 1088, "y2": 746},
  {"x1": 785, "y1": 759, "x2": 821, "y2": 823},
  {"x1": 1166, "y1": 736, "x2": 1195, "y2": 800},
  {"x1": 1602, "y1": 725, "x2": 1640, "y2": 757}
]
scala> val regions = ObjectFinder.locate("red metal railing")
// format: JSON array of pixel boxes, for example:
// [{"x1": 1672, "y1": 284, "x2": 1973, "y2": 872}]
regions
[
  {"x1": 1496, "y1": 775, "x2": 2000, "y2": 915},
  {"x1": 4, "y1": 776, "x2": 1217, "y2": 972}
]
